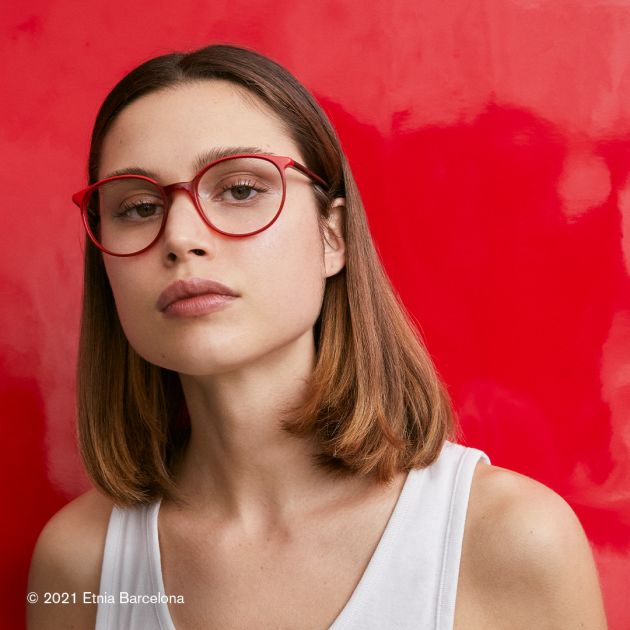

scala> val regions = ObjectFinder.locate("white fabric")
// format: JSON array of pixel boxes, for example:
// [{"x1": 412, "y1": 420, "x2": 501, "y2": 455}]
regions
[{"x1": 95, "y1": 440, "x2": 490, "y2": 629}]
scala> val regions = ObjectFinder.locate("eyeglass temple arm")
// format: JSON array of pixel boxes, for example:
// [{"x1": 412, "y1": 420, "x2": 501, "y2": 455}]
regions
[
  {"x1": 72, "y1": 190, "x2": 85, "y2": 208},
  {"x1": 290, "y1": 161, "x2": 329, "y2": 190}
]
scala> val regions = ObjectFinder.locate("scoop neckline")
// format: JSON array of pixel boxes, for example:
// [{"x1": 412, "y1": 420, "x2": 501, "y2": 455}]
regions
[{"x1": 148, "y1": 467, "x2": 418, "y2": 630}]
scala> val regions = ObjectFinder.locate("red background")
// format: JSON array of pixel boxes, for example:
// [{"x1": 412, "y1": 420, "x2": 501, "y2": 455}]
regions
[{"x1": 2, "y1": 1, "x2": 629, "y2": 628}]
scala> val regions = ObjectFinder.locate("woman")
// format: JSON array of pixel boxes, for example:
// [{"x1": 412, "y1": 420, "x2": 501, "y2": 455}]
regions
[{"x1": 27, "y1": 44, "x2": 607, "y2": 629}]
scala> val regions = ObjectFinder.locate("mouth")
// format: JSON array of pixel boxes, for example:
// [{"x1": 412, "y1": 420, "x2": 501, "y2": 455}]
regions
[{"x1": 157, "y1": 277, "x2": 239, "y2": 316}]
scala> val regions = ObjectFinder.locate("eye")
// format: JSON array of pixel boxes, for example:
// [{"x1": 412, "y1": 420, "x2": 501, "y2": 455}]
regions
[
  {"x1": 218, "y1": 178, "x2": 270, "y2": 203},
  {"x1": 115, "y1": 199, "x2": 164, "y2": 221},
  {"x1": 227, "y1": 184, "x2": 256, "y2": 201}
]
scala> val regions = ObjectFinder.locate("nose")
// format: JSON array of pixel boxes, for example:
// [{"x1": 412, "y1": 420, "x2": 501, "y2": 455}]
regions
[{"x1": 160, "y1": 187, "x2": 215, "y2": 263}]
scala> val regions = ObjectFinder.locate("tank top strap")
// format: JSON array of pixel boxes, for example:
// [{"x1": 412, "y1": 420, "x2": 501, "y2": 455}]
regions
[
  {"x1": 433, "y1": 442, "x2": 491, "y2": 629},
  {"x1": 95, "y1": 500, "x2": 167, "y2": 629}
]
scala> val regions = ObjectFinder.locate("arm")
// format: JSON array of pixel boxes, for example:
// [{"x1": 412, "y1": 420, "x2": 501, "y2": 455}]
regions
[{"x1": 456, "y1": 463, "x2": 608, "y2": 630}]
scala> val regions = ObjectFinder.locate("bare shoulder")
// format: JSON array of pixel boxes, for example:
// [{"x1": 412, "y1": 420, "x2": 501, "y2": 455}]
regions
[
  {"x1": 455, "y1": 460, "x2": 608, "y2": 630},
  {"x1": 27, "y1": 488, "x2": 115, "y2": 630}
]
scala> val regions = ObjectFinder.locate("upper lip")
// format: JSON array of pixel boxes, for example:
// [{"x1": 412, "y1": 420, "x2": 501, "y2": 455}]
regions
[{"x1": 157, "y1": 277, "x2": 239, "y2": 311}]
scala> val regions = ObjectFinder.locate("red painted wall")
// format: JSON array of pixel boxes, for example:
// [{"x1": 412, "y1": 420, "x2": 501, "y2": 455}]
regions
[{"x1": 3, "y1": 1, "x2": 629, "y2": 628}]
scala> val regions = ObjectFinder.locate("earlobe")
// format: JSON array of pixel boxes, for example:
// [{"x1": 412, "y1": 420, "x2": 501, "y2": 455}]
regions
[{"x1": 323, "y1": 197, "x2": 346, "y2": 277}]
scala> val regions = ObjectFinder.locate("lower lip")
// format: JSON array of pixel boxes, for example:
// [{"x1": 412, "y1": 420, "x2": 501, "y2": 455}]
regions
[{"x1": 162, "y1": 294, "x2": 237, "y2": 318}]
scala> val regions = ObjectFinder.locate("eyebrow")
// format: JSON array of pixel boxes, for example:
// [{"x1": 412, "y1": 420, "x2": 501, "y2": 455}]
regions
[{"x1": 102, "y1": 146, "x2": 273, "y2": 180}]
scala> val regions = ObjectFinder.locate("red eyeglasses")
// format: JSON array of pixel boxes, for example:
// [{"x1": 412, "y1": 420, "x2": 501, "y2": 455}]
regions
[{"x1": 72, "y1": 153, "x2": 328, "y2": 257}]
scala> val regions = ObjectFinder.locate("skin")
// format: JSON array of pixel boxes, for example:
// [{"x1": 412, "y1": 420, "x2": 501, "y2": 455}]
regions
[{"x1": 27, "y1": 81, "x2": 608, "y2": 629}]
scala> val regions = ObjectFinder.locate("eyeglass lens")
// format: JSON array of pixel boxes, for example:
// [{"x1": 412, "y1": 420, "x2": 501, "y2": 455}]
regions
[{"x1": 86, "y1": 157, "x2": 284, "y2": 255}]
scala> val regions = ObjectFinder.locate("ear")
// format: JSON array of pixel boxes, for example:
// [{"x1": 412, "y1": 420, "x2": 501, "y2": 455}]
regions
[{"x1": 322, "y1": 197, "x2": 346, "y2": 278}]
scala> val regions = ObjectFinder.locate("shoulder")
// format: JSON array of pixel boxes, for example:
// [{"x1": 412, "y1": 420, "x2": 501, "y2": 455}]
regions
[
  {"x1": 456, "y1": 459, "x2": 608, "y2": 630},
  {"x1": 29, "y1": 487, "x2": 115, "y2": 579},
  {"x1": 27, "y1": 488, "x2": 115, "y2": 630}
]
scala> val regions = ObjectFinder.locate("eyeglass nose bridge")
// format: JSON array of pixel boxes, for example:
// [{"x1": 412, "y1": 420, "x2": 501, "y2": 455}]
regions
[
  {"x1": 162, "y1": 180, "x2": 197, "y2": 208},
  {"x1": 160, "y1": 179, "x2": 211, "y2": 224},
  {"x1": 155, "y1": 179, "x2": 220, "y2": 245}
]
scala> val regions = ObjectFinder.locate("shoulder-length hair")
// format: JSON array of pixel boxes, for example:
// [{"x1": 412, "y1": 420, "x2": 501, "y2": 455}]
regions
[{"x1": 77, "y1": 43, "x2": 460, "y2": 505}]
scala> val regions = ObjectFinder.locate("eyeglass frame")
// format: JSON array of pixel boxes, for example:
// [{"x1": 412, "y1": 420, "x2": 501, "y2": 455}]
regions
[{"x1": 71, "y1": 153, "x2": 329, "y2": 257}]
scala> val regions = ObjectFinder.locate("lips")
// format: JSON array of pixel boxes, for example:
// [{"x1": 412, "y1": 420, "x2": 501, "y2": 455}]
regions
[{"x1": 157, "y1": 277, "x2": 239, "y2": 312}]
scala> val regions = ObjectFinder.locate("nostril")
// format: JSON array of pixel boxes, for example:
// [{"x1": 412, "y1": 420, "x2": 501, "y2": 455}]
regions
[{"x1": 165, "y1": 249, "x2": 204, "y2": 261}]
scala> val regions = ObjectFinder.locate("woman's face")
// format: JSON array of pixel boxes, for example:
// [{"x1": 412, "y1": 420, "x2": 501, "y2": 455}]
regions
[{"x1": 98, "y1": 80, "x2": 344, "y2": 376}]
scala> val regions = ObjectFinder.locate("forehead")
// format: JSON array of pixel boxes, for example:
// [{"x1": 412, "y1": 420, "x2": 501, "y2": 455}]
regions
[{"x1": 98, "y1": 80, "x2": 303, "y2": 181}]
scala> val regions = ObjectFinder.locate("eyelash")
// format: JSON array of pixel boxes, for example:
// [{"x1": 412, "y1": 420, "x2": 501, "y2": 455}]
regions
[{"x1": 219, "y1": 178, "x2": 269, "y2": 194}]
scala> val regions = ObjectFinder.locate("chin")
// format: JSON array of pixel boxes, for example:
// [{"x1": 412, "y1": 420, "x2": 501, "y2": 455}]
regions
[
  {"x1": 126, "y1": 319, "x2": 318, "y2": 376},
  {"x1": 134, "y1": 347, "x2": 246, "y2": 376}
]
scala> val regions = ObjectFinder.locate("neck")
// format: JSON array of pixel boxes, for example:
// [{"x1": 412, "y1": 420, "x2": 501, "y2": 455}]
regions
[{"x1": 170, "y1": 330, "x2": 373, "y2": 530}]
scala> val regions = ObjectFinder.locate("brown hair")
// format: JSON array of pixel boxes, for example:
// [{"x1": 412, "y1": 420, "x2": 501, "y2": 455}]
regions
[{"x1": 77, "y1": 43, "x2": 460, "y2": 505}]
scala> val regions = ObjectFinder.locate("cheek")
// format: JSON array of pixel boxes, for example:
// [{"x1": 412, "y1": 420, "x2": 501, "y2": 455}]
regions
[
  {"x1": 103, "y1": 258, "x2": 156, "y2": 343},
  {"x1": 248, "y1": 209, "x2": 326, "y2": 328}
]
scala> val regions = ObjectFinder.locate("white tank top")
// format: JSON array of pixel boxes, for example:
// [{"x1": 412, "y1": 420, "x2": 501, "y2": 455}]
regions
[{"x1": 95, "y1": 440, "x2": 490, "y2": 630}]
